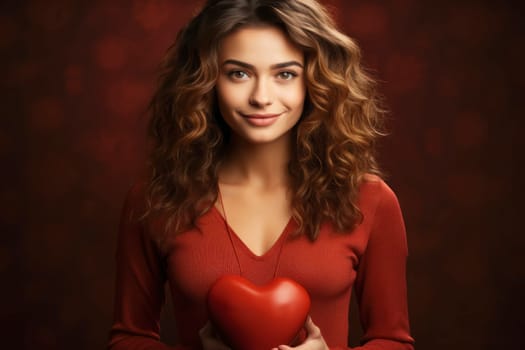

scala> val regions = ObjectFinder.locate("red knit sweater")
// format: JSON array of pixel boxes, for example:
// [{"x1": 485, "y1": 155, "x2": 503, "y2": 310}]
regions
[{"x1": 108, "y1": 177, "x2": 414, "y2": 349}]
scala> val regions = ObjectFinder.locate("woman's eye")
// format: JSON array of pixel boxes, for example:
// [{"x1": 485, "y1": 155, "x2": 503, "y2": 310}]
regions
[
  {"x1": 277, "y1": 71, "x2": 297, "y2": 80},
  {"x1": 228, "y1": 70, "x2": 249, "y2": 80}
]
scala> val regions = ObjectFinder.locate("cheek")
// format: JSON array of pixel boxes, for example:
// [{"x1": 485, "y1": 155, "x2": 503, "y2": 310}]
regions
[
  {"x1": 217, "y1": 77, "x2": 256, "y2": 105},
  {"x1": 216, "y1": 83, "x2": 239, "y2": 112},
  {"x1": 281, "y1": 85, "x2": 307, "y2": 111}
]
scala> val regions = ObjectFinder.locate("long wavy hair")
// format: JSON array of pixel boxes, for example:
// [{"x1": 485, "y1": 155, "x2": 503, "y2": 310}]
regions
[{"x1": 146, "y1": 0, "x2": 385, "y2": 241}]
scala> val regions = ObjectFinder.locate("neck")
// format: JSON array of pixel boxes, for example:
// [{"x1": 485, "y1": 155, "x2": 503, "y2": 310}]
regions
[{"x1": 219, "y1": 134, "x2": 293, "y2": 189}]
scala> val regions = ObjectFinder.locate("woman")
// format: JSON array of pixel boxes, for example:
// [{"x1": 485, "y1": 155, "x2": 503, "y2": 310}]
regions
[{"x1": 108, "y1": 0, "x2": 414, "y2": 349}]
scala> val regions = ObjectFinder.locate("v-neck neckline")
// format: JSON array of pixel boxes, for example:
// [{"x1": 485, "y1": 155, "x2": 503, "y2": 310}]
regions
[{"x1": 211, "y1": 205, "x2": 294, "y2": 259}]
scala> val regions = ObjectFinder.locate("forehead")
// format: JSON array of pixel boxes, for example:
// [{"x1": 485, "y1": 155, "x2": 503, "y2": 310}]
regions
[{"x1": 218, "y1": 25, "x2": 304, "y2": 65}]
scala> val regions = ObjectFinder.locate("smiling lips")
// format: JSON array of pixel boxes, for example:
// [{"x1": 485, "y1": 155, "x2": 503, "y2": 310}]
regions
[{"x1": 240, "y1": 112, "x2": 282, "y2": 127}]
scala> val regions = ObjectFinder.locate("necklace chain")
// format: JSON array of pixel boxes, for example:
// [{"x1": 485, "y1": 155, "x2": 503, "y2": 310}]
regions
[
  {"x1": 217, "y1": 186, "x2": 287, "y2": 278},
  {"x1": 218, "y1": 187, "x2": 243, "y2": 275}
]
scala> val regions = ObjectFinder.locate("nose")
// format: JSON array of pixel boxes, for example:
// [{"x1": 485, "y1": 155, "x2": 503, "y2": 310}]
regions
[{"x1": 249, "y1": 78, "x2": 273, "y2": 107}]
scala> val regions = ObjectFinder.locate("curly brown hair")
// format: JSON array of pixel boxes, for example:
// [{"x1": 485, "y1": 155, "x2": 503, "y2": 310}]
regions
[{"x1": 146, "y1": 0, "x2": 385, "y2": 241}]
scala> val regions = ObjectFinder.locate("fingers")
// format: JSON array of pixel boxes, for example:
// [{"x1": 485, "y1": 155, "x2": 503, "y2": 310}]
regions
[
  {"x1": 304, "y1": 316, "x2": 322, "y2": 339},
  {"x1": 275, "y1": 346, "x2": 292, "y2": 350},
  {"x1": 199, "y1": 322, "x2": 213, "y2": 338},
  {"x1": 199, "y1": 322, "x2": 232, "y2": 350},
  {"x1": 274, "y1": 317, "x2": 327, "y2": 350}
]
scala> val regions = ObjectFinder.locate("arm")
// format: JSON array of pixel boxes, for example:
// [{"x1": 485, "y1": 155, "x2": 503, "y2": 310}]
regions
[
  {"x1": 107, "y1": 184, "x2": 188, "y2": 350},
  {"x1": 274, "y1": 182, "x2": 414, "y2": 350},
  {"x1": 350, "y1": 183, "x2": 415, "y2": 350}
]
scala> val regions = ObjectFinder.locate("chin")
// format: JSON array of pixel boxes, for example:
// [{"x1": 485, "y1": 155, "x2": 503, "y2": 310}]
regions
[{"x1": 239, "y1": 131, "x2": 291, "y2": 145}]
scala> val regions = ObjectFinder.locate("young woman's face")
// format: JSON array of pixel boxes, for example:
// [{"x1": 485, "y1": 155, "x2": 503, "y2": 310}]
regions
[{"x1": 216, "y1": 25, "x2": 306, "y2": 144}]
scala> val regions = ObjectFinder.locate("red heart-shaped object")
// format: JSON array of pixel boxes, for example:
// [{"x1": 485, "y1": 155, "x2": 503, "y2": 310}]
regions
[{"x1": 207, "y1": 275, "x2": 311, "y2": 350}]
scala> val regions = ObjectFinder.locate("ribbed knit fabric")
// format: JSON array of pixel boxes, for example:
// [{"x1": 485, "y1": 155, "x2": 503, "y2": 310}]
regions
[{"x1": 108, "y1": 176, "x2": 415, "y2": 349}]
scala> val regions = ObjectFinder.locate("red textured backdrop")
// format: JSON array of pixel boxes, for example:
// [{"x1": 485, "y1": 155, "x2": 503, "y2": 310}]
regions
[{"x1": 2, "y1": 0, "x2": 523, "y2": 349}]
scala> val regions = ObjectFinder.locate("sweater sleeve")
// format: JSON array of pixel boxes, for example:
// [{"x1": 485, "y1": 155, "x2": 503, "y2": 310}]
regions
[
  {"x1": 347, "y1": 182, "x2": 415, "y2": 350},
  {"x1": 107, "y1": 184, "x2": 189, "y2": 350}
]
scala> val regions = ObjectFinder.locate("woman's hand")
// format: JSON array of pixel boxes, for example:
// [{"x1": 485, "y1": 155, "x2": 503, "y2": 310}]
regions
[
  {"x1": 272, "y1": 317, "x2": 329, "y2": 350},
  {"x1": 199, "y1": 322, "x2": 232, "y2": 350}
]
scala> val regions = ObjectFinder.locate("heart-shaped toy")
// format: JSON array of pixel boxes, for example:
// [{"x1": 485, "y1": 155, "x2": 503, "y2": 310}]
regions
[{"x1": 207, "y1": 275, "x2": 311, "y2": 350}]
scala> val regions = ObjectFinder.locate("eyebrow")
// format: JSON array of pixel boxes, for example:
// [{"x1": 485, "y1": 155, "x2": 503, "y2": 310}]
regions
[{"x1": 221, "y1": 59, "x2": 304, "y2": 70}]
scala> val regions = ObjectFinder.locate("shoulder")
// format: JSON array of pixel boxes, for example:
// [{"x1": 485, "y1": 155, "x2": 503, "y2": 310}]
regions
[
  {"x1": 359, "y1": 174, "x2": 398, "y2": 201},
  {"x1": 119, "y1": 181, "x2": 166, "y2": 246},
  {"x1": 358, "y1": 175, "x2": 408, "y2": 253},
  {"x1": 121, "y1": 181, "x2": 149, "y2": 221},
  {"x1": 358, "y1": 174, "x2": 402, "y2": 216}
]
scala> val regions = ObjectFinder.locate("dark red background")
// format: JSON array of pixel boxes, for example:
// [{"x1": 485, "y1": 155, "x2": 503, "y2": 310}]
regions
[{"x1": 2, "y1": 0, "x2": 523, "y2": 349}]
